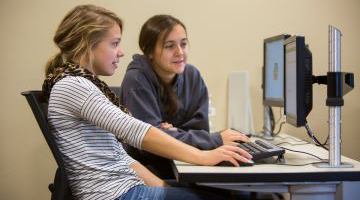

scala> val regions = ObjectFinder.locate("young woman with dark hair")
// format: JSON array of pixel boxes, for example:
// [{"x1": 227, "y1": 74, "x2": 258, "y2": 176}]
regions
[{"x1": 120, "y1": 15, "x2": 250, "y2": 179}]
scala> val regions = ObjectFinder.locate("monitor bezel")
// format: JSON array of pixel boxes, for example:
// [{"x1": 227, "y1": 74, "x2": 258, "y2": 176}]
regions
[{"x1": 284, "y1": 35, "x2": 311, "y2": 127}]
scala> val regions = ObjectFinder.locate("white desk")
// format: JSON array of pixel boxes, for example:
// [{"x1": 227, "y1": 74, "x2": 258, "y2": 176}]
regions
[{"x1": 172, "y1": 134, "x2": 360, "y2": 200}]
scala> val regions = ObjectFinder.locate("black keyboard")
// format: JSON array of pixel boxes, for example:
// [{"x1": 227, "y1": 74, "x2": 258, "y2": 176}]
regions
[{"x1": 237, "y1": 140, "x2": 285, "y2": 161}]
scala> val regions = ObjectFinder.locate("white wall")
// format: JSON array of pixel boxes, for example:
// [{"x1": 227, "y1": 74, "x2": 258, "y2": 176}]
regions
[{"x1": 1, "y1": 0, "x2": 359, "y2": 199}]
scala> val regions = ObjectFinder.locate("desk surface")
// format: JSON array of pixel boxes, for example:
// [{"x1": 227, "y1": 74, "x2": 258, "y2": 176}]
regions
[{"x1": 173, "y1": 134, "x2": 360, "y2": 183}]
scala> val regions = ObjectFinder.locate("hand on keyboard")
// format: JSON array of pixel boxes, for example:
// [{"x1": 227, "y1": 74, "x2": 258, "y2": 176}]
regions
[
  {"x1": 220, "y1": 129, "x2": 250, "y2": 146},
  {"x1": 235, "y1": 140, "x2": 285, "y2": 161}
]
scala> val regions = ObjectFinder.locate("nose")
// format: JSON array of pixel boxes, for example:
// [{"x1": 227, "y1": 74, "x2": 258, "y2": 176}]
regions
[
  {"x1": 175, "y1": 44, "x2": 184, "y2": 56},
  {"x1": 117, "y1": 46, "x2": 124, "y2": 58}
]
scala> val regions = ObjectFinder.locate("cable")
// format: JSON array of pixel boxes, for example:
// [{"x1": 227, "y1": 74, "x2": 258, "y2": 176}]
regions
[
  {"x1": 322, "y1": 134, "x2": 329, "y2": 146},
  {"x1": 275, "y1": 108, "x2": 283, "y2": 124},
  {"x1": 267, "y1": 107, "x2": 284, "y2": 136},
  {"x1": 304, "y1": 122, "x2": 328, "y2": 150},
  {"x1": 273, "y1": 121, "x2": 285, "y2": 136},
  {"x1": 274, "y1": 124, "x2": 329, "y2": 147},
  {"x1": 280, "y1": 147, "x2": 326, "y2": 161},
  {"x1": 304, "y1": 121, "x2": 329, "y2": 147},
  {"x1": 275, "y1": 108, "x2": 285, "y2": 135},
  {"x1": 269, "y1": 107, "x2": 275, "y2": 132},
  {"x1": 275, "y1": 161, "x2": 329, "y2": 166},
  {"x1": 305, "y1": 124, "x2": 329, "y2": 147},
  {"x1": 275, "y1": 141, "x2": 308, "y2": 146}
]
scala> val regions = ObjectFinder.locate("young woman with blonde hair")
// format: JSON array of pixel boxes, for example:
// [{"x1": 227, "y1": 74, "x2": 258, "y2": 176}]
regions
[{"x1": 43, "y1": 4, "x2": 251, "y2": 200}]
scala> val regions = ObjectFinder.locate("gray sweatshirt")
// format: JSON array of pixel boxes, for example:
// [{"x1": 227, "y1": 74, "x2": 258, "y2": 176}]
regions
[{"x1": 120, "y1": 54, "x2": 223, "y2": 150}]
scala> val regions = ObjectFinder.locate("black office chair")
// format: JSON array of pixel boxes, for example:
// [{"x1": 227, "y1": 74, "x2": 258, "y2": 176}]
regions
[{"x1": 22, "y1": 91, "x2": 73, "y2": 200}]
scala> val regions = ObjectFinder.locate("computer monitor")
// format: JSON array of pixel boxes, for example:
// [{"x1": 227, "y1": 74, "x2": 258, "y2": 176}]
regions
[
  {"x1": 263, "y1": 34, "x2": 290, "y2": 107},
  {"x1": 284, "y1": 36, "x2": 313, "y2": 127}
]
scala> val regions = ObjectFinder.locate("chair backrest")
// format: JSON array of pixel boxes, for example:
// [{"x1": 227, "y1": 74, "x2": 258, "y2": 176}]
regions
[{"x1": 22, "y1": 91, "x2": 73, "y2": 200}]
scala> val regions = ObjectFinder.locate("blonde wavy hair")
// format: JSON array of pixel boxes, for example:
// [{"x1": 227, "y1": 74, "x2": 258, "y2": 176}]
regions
[{"x1": 45, "y1": 4, "x2": 123, "y2": 76}]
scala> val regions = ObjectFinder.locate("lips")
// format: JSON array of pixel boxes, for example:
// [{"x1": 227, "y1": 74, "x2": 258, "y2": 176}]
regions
[
  {"x1": 172, "y1": 60, "x2": 184, "y2": 64},
  {"x1": 112, "y1": 61, "x2": 118, "y2": 69}
]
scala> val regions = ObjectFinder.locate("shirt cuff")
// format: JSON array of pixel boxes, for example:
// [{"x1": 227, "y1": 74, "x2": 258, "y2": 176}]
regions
[{"x1": 211, "y1": 132, "x2": 223, "y2": 147}]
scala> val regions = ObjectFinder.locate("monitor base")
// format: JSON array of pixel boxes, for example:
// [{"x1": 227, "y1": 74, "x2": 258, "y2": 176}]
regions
[{"x1": 313, "y1": 162, "x2": 353, "y2": 168}]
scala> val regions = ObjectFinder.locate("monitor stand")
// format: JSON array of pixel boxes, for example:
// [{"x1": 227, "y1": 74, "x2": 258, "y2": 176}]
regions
[
  {"x1": 313, "y1": 25, "x2": 354, "y2": 168},
  {"x1": 261, "y1": 106, "x2": 274, "y2": 140}
]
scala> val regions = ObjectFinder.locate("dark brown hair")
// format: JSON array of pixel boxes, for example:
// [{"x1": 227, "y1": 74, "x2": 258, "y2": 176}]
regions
[
  {"x1": 45, "y1": 4, "x2": 123, "y2": 76},
  {"x1": 138, "y1": 15, "x2": 187, "y2": 120}
]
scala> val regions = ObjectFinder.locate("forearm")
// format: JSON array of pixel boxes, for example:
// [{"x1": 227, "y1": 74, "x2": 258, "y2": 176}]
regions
[
  {"x1": 159, "y1": 127, "x2": 221, "y2": 150},
  {"x1": 141, "y1": 127, "x2": 203, "y2": 165},
  {"x1": 130, "y1": 161, "x2": 167, "y2": 187}
]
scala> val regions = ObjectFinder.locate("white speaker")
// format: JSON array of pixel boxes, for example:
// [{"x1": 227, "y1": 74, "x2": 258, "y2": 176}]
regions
[{"x1": 227, "y1": 71, "x2": 255, "y2": 135}]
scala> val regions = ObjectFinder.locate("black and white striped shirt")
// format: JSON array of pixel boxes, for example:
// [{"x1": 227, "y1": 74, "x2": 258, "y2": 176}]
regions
[{"x1": 48, "y1": 76, "x2": 151, "y2": 200}]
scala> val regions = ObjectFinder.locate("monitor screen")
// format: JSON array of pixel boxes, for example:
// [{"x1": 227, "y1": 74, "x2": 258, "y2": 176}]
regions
[
  {"x1": 263, "y1": 34, "x2": 290, "y2": 107},
  {"x1": 284, "y1": 36, "x2": 313, "y2": 127}
]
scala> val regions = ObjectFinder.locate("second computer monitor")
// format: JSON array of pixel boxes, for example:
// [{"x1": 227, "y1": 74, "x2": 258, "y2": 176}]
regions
[
  {"x1": 284, "y1": 36, "x2": 313, "y2": 127},
  {"x1": 263, "y1": 34, "x2": 290, "y2": 107}
]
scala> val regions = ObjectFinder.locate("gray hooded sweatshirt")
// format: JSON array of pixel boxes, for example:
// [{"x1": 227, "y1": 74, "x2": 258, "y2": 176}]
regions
[
  {"x1": 120, "y1": 54, "x2": 223, "y2": 150},
  {"x1": 119, "y1": 55, "x2": 223, "y2": 178}
]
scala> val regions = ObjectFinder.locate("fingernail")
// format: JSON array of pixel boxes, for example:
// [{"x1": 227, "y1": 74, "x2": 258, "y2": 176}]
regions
[{"x1": 247, "y1": 159, "x2": 254, "y2": 164}]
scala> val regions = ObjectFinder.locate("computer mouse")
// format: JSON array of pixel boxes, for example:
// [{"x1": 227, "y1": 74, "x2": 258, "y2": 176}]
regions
[{"x1": 217, "y1": 159, "x2": 255, "y2": 167}]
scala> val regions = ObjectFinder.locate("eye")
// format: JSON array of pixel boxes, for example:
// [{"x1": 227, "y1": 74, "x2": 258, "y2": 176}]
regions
[
  {"x1": 181, "y1": 41, "x2": 188, "y2": 48},
  {"x1": 164, "y1": 44, "x2": 174, "y2": 49},
  {"x1": 112, "y1": 41, "x2": 119, "y2": 47}
]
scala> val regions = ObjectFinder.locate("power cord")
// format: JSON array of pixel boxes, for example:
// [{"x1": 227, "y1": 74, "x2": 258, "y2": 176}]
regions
[
  {"x1": 279, "y1": 147, "x2": 326, "y2": 161},
  {"x1": 273, "y1": 121, "x2": 286, "y2": 136},
  {"x1": 272, "y1": 108, "x2": 285, "y2": 136},
  {"x1": 322, "y1": 134, "x2": 329, "y2": 146},
  {"x1": 275, "y1": 161, "x2": 329, "y2": 166},
  {"x1": 275, "y1": 141, "x2": 308, "y2": 146},
  {"x1": 272, "y1": 120, "x2": 329, "y2": 148},
  {"x1": 304, "y1": 122, "x2": 329, "y2": 150},
  {"x1": 275, "y1": 108, "x2": 283, "y2": 124},
  {"x1": 272, "y1": 147, "x2": 328, "y2": 166},
  {"x1": 269, "y1": 107, "x2": 275, "y2": 132}
]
